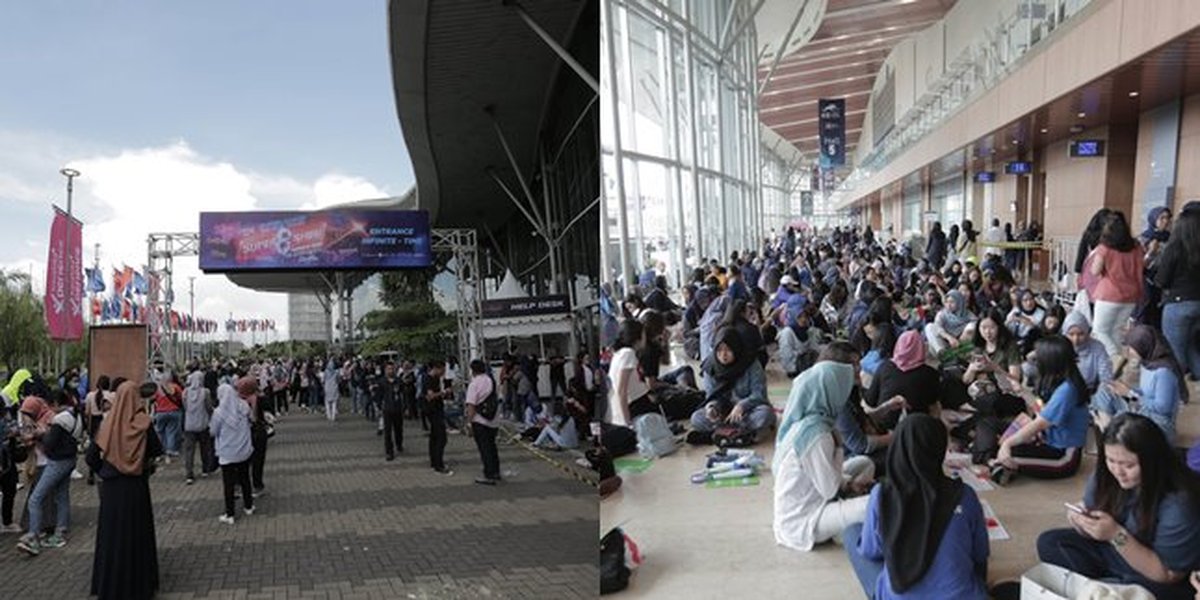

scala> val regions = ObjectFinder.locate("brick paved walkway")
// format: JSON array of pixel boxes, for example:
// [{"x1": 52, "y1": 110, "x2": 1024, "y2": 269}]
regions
[{"x1": 0, "y1": 405, "x2": 598, "y2": 599}]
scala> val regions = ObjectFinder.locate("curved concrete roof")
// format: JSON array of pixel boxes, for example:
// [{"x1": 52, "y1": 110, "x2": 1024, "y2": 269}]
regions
[{"x1": 387, "y1": 0, "x2": 591, "y2": 229}]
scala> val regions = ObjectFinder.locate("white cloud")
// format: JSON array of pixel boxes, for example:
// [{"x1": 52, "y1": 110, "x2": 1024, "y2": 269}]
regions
[{"x1": 2, "y1": 132, "x2": 396, "y2": 346}]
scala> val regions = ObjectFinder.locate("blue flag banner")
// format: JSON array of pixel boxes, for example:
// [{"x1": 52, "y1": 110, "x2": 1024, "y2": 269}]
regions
[
  {"x1": 818, "y1": 98, "x2": 846, "y2": 167},
  {"x1": 133, "y1": 271, "x2": 147, "y2": 295},
  {"x1": 85, "y1": 267, "x2": 106, "y2": 293}
]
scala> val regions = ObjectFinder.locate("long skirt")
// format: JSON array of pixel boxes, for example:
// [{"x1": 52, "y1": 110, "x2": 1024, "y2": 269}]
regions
[{"x1": 91, "y1": 473, "x2": 159, "y2": 600}]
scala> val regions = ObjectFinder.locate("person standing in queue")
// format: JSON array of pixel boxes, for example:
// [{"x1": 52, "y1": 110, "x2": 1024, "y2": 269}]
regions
[
  {"x1": 88, "y1": 380, "x2": 162, "y2": 600},
  {"x1": 378, "y1": 362, "x2": 404, "y2": 461},
  {"x1": 464, "y1": 360, "x2": 502, "y2": 485},
  {"x1": 421, "y1": 360, "x2": 453, "y2": 476},
  {"x1": 236, "y1": 377, "x2": 269, "y2": 496}
]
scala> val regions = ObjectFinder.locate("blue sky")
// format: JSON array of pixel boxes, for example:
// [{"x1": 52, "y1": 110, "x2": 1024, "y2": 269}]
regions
[{"x1": 0, "y1": 1, "x2": 416, "y2": 338}]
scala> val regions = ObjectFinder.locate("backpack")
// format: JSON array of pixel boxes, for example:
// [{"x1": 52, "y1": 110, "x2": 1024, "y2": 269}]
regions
[
  {"x1": 633, "y1": 412, "x2": 677, "y2": 459},
  {"x1": 477, "y1": 375, "x2": 499, "y2": 420},
  {"x1": 712, "y1": 426, "x2": 757, "y2": 449},
  {"x1": 600, "y1": 528, "x2": 642, "y2": 595}
]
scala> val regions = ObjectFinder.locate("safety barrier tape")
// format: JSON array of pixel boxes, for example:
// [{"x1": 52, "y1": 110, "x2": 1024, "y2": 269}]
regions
[{"x1": 497, "y1": 423, "x2": 600, "y2": 488}]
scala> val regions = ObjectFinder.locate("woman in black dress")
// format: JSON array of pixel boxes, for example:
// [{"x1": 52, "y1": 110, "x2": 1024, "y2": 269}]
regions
[{"x1": 87, "y1": 380, "x2": 162, "y2": 600}]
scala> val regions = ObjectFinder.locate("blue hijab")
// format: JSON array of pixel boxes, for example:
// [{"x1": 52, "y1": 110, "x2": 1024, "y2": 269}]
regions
[{"x1": 775, "y1": 362, "x2": 855, "y2": 471}]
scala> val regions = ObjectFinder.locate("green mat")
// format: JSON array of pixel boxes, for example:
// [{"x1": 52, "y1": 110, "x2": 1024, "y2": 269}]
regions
[
  {"x1": 705, "y1": 475, "x2": 760, "y2": 489},
  {"x1": 614, "y1": 457, "x2": 654, "y2": 473}
]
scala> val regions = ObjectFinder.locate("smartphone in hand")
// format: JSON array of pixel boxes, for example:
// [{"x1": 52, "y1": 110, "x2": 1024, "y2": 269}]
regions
[{"x1": 1064, "y1": 502, "x2": 1089, "y2": 515}]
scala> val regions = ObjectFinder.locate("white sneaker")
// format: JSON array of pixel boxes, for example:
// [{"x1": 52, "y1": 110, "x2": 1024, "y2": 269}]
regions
[
  {"x1": 70, "y1": 469, "x2": 83, "y2": 480},
  {"x1": 0, "y1": 524, "x2": 21, "y2": 533},
  {"x1": 218, "y1": 515, "x2": 235, "y2": 525},
  {"x1": 243, "y1": 506, "x2": 256, "y2": 516}
]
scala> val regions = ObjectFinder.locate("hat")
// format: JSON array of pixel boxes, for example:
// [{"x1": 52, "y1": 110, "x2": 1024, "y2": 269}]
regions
[{"x1": 780, "y1": 275, "x2": 796, "y2": 286}]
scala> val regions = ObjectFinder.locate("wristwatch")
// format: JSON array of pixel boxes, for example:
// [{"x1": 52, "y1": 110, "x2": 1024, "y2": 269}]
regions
[{"x1": 1110, "y1": 528, "x2": 1129, "y2": 548}]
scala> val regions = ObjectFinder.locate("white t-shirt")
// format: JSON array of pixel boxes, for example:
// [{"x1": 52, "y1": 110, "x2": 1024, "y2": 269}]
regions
[
  {"x1": 984, "y1": 226, "x2": 1005, "y2": 256},
  {"x1": 773, "y1": 433, "x2": 843, "y2": 552},
  {"x1": 607, "y1": 347, "x2": 648, "y2": 427}
]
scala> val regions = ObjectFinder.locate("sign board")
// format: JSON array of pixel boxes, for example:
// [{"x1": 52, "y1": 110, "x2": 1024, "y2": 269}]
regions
[
  {"x1": 974, "y1": 171, "x2": 996, "y2": 183},
  {"x1": 1069, "y1": 140, "x2": 1106, "y2": 157},
  {"x1": 819, "y1": 98, "x2": 846, "y2": 167},
  {"x1": 199, "y1": 210, "x2": 432, "y2": 272},
  {"x1": 482, "y1": 295, "x2": 570, "y2": 319},
  {"x1": 1004, "y1": 161, "x2": 1033, "y2": 175}
]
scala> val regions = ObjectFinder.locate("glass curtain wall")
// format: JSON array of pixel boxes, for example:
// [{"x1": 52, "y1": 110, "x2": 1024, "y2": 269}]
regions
[{"x1": 601, "y1": 0, "x2": 760, "y2": 290}]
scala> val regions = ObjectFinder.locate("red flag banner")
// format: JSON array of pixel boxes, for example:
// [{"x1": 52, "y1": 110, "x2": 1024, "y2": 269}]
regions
[{"x1": 44, "y1": 207, "x2": 83, "y2": 340}]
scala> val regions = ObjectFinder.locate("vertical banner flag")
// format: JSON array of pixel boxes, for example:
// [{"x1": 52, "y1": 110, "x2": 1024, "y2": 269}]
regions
[
  {"x1": 800, "y1": 191, "x2": 814, "y2": 217},
  {"x1": 818, "y1": 98, "x2": 846, "y2": 167},
  {"x1": 44, "y1": 207, "x2": 84, "y2": 341}
]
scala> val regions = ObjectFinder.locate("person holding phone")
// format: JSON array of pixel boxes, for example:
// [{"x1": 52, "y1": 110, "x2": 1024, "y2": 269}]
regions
[{"x1": 1037, "y1": 414, "x2": 1200, "y2": 600}]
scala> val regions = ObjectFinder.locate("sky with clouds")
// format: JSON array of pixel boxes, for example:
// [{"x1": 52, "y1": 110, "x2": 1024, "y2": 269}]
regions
[{"x1": 0, "y1": 2, "x2": 414, "y2": 341}]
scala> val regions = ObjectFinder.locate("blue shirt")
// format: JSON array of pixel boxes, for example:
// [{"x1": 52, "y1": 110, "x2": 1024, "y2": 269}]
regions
[
  {"x1": 1039, "y1": 381, "x2": 1090, "y2": 449},
  {"x1": 1084, "y1": 476, "x2": 1200, "y2": 573},
  {"x1": 1134, "y1": 366, "x2": 1180, "y2": 442},
  {"x1": 857, "y1": 484, "x2": 989, "y2": 600}
]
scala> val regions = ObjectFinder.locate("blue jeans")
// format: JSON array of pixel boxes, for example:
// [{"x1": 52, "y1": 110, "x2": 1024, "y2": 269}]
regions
[
  {"x1": 843, "y1": 522, "x2": 883, "y2": 599},
  {"x1": 1162, "y1": 300, "x2": 1200, "y2": 379},
  {"x1": 1038, "y1": 528, "x2": 1194, "y2": 600},
  {"x1": 28, "y1": 458, "x2": 73, "y2": 536},
  {"x1": 154, "y1": 411, "x2": 182, "y2": 455}
]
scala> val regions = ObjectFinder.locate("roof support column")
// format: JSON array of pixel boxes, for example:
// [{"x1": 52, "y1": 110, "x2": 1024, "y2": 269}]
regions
[
  {"x1": 507, "y1": 0, "x2": 600, "y2": 94},
  {"x1": 602, "y1": 0, "x2": 633, "y2": 289}
]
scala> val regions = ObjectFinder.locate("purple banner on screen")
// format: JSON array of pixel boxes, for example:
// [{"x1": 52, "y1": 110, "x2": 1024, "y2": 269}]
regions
[{"x1": 199, "y1": 210, "x2": 432, "y2": 272}]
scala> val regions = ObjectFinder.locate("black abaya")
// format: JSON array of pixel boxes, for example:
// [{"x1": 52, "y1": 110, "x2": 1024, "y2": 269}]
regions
[{"x1": 86, "y1": 430, "x2": 162, "y2": 600}]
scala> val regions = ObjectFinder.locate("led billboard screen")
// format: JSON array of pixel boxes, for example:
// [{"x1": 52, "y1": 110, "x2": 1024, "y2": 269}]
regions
[{"x1": 199, "y1": 210, "x2": 432, "y2": 272}]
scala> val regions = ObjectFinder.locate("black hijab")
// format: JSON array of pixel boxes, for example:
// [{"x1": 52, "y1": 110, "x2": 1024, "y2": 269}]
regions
[
  {"x1": 880, "y1": 414, "x2": 964, "y2": 593},
  {"x1": 702, "y1": 327, "x2": 753, "y2": 408}
]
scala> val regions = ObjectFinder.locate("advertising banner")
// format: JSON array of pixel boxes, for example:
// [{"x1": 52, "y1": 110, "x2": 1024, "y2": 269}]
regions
[
  {"x1": 482, "y1": 295, "x2": 570, "y2": 319},
  {"x1": 819, "y1": 98, "x2": 846, "y2": 167},
  {"x1": 45, "y1": 206, "x2": 84, "y2": 341},
  {"x1": 199, "y1": 210, "x2": 432, "y2": 272}
]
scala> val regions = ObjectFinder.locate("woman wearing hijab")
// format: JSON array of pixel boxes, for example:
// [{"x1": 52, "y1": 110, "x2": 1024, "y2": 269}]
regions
[
  {"x1": 87, "y1": 380, "x2": 162, "y2": 600},
  {"x1": 1062, "y1": 310, "x2": 1114, "y2": 395},
  {"x1": 776, "y1": 295, "x2": 821, "y2": 378},
  {"x1": 0, "y1": 368, "x2": 31, "y2": 409},
  {"x1": 958, "y1": 219, "x2": 979, "y2": 261},
  {"x1": 773, "y1": 361, "x2": 875, "y2": 552},
  {"x1": 689, "y1": 328, "x2": 774, "y2": 441},
  {"x1": 844, "y1": 414, "x2": 989, "y2": 600},
  {"x1": 181, "y1": 369, "x2": 214, "y2": 484},
  {"x1": 1092, "y1": 325, "x2": 1187, "y2": 442},
  {"x1": 1005, "y1": 289, "x2": 1046, "y2": 355},
  {"x1": 864, "y1": 330, "x2": 942, "y2": 424},
  {"x1": 323, "y1": 357, "x2": 340, "y2": 422},
  {"x1": 923, "y1": 289, "x2": 976, "y2": 355},
  {"x1": 209, "y1": 383, "x2": 254, "y2": 524}
]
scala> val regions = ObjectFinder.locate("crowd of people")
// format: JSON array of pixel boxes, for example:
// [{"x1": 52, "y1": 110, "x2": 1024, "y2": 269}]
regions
[{"x1": 601, "y1": 207, "x2": 1200, "y2": 599}]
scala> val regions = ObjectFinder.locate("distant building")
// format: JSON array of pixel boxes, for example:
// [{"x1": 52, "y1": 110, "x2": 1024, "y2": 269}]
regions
[{"x1": 288, "y1": 293, "x2": 329, "y2": 343}]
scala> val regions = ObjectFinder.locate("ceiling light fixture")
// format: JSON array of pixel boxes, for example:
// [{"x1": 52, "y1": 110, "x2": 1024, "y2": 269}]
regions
[
  {"x1": 1041, "y1": 128, "x2": 1048, "y2": 133},
  {"x1": 1077, "y1": 112, "x2": 1086, "y2": 118},
  {"x1": 1128, "y1": 91, "x2": 1139, "y2": 97}
]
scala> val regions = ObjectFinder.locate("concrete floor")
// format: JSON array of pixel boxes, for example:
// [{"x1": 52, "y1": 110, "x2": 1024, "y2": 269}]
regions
[{"x1": 601, "y1": 377, "x2": 1200, "y2": 600}]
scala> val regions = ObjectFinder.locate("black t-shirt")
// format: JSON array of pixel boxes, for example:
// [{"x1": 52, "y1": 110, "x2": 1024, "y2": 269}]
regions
[
  {"x1": 549, "y1": 357, "x2": 566, "y2": 382},
  {"x1": 864, "y1": 360, "x2": 942, "y2": 414},
  {"x1": 424, "y1": 376, "x2": 444, "y2": 416}
]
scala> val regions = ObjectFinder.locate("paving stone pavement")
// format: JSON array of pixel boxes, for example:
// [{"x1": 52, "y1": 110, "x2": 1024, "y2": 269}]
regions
[{"x1": 0, "y1": 404, "x2": 598, "y2": 599}]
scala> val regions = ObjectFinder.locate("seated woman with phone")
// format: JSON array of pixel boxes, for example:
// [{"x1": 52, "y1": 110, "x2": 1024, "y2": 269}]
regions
[
  {"x1": 1038, "y1": 414, "x2": 1200, "y2": 600},
  {"x1": 1090, "y1": 324, "x2": 1187, "y2": 444}
]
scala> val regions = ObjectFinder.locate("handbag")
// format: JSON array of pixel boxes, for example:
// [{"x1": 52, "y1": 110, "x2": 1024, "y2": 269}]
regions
[{"x1": 477, "y1": 375, "x2": 499, "y2": 420}]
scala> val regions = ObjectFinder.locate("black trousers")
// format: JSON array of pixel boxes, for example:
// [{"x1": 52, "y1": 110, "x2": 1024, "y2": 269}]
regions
[
  {"x1": 383, "y1": 410, "x2": 404, "y2": 458},
  {"x1": 428, "y1": 412, "x2": 447, "y2": 470},
  {"x1": 0, "y1": 466, "x2": 15, "y2": 526},
  {"x1": 250, "y1": 427, "x2": 267, "y2": 490},
  {"x1": 220, "y1": 460, "x2": 253, "y2": 517},
  {"x1": 1037, "y1": 528, "x2": 1193, "y2": 600},
  {"x1": 472, "y1": 423, "x2": 501, "y2": 480}
]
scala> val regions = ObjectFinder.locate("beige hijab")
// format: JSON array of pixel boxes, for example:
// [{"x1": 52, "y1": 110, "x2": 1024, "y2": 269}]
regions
[{"x1": 95, "y1": 381, "x2": 153, "y2": 476}]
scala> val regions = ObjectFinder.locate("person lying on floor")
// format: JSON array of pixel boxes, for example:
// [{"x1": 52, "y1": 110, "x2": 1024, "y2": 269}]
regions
[
  {"x1": 773, "y1": 355, "x2": 875, "y2": 552},
  {"x1": 844, "y1": 414, "x2": 990, "y2": 600},
  {"x1": 989, "y1": 335, "x2": 1091, "y2": 483},
  {"x1": 1091, "y1": 324, "x2": 1187, "y2": 443},
  {"x1": 1037, "y1": 414, "x2": 1200, "y2": 600},
  {"x1": 688, "y1": 328, "x2": 774, "y2": 444}
]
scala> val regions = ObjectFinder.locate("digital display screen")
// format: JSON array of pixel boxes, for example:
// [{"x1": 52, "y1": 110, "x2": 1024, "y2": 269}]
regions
[
  {"x1": 974, "y1": 171, "x2": 996, "y2": 183},
  {"x1": 1069, "y1": 140, "x2": 1106, "y2": 157},
  {"x1": 199, "y1": 210, "x2": 432, "y2": 272},
  {"x1": 1004, "y1": 161, "x2": 1033, "y2": 175}
]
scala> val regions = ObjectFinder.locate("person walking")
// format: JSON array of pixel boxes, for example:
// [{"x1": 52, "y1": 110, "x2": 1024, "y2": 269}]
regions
[
  {"x1": 378, "y1": 362, "x2": 404, "y2": 461},
  {"x1": 323, "y1": 357, "x2": 340, "y2": 422},
  {"x1": 17, "y1": 404, "x2": 77, "y2": 556},
  {"x1": 152, "y1": 371, "x2": 184, "y2": 461},
  {"x1": 421, "y1": 360, "x2": 453, "y2": 476},
  {"x1": 464, "y1": 360, "x2": 502, "y2": 485},
  {"x1": 210, "y1": 383, "x2": 254, "y2": 525},
  {"x1": 87, "y1": 380, "x2": 162, "y2": 600},
  {"x1": 1156, "y1": 207, "x2": 1200, "y2": 382},
  {"x1": 181, "y1": 369, "x2": 215, "y2": 485}
]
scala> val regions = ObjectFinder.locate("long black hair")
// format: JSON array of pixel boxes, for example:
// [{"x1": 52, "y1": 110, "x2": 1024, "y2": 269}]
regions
[
  {"x1": 1033, "y1": 335, "x2": 1088, "y2": 406},
  {"x1": 614, "y1": 319, "x2": 644, "y2": 351},
  {"x1": 1168, "y1": 208, "x2": 1200, "y2": 270},
  {"x1": 1098, "y1": 211, "x2": 1137, "y2": 253},
  {"x1": 1092, "y1": 413, "x2": 1200, "y2": 541},
  {"x1": 973, "y1": 308, "x2": 1015, "y2": 354}
]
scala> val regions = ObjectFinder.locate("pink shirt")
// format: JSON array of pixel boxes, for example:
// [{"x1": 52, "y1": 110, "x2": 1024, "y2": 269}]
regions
[
  {"x1": 1093, "y1": 244, "x2": 1144, "y2": 303},
  {"x1": 465, "y1": 373, "x2": 498, "y2": 427}
]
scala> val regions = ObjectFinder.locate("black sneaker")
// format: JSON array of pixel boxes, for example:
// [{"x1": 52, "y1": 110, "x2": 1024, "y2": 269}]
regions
[
  {"x1": 386, "y1": 455, "x2": 395, "y2": 462},
  {"x1": 685, "y1": 430, "x2": 713, "y2": 446},
  {"x1": 474, "y1": 477, "x2": 497, "y2": 486}
]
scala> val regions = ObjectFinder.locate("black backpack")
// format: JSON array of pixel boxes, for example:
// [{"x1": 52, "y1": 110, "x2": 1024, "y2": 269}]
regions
[{"x1": 477, "y1": 375, "x2": 499, "y2": 420}]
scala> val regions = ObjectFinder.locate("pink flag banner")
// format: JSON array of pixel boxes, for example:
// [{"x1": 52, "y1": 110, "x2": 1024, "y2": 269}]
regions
[{"x1": 44, "y1": 206, "x2": 84, "y2": 341}]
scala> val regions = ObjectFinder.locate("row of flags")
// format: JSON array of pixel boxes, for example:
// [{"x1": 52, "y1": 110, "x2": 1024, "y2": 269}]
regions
[
  {"x1": 225, "y1": 319, "x2": 276, "y2": 332},
  {"x1": 89, "y1": 295, "x2": 222, "y2": 333},
  {"x1": 84, "y1": 265, "x2": 150, "y2": 298}
]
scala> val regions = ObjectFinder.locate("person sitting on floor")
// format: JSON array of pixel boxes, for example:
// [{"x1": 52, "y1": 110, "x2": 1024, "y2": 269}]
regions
[
  {"x1": 864, "y1": 330, "x2": 943, "y2": 427},
  {"x1": 689, "y1": 328, "x2": 774, "y2": 444},
  {"x1": 1062, "y1": 309, "x2": 1114, "y2": 397},
  {"x1": 1037, "y1": 414, "x2": 1200, "y2": 600},
  {"x1": 773, "y1": 358, "x2": 875, "y2": 552},
  {"x1": 1091, "y1": 324, "x2": 1188, "y2": 443},
  {"x1": 924, "y1": 290, "x2": 976, "y2": 356},
  {"x1": 990, "y1": 335, "x2": 1091, "y2": 483},
  {"x1": 776, "y1": 294, "x2": 822, "y2": 379},
  {"x1": 844, "y1": 414, "x2": 990, "y2": 600},
  {"x1": 1006, "y1": 288, "x2": 1046, "y2": 356}
]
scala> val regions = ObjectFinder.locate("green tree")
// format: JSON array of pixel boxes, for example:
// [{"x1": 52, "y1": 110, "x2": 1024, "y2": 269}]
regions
[
  {"x1": 0, "y1": 270, "x2": 51, "y2": 374},
  {"x1": 360, "y1": 264, "x2": 457, "y2": 362}
]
